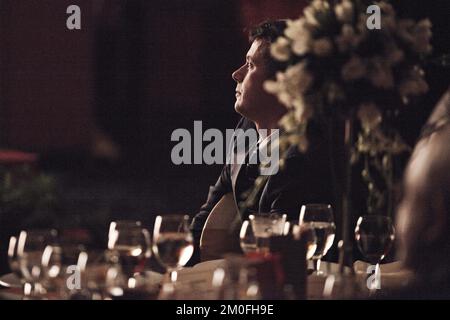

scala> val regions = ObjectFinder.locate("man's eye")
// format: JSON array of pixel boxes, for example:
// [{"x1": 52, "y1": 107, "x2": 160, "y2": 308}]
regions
[{"x1": 247, "y1": 62, "x2": 254, "y2": 69}]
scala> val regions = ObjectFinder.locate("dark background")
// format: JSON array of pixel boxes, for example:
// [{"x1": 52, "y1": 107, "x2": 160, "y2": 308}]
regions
[
  {"x1": 0, "y1": 0, "x2": 448, "y2": 273},
  {"x1": 0, "y1": 0, "x2": 308, "y2": 272}
]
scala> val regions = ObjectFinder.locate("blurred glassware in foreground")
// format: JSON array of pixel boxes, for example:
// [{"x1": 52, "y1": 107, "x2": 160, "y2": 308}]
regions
[
  {"x1": 153, "y1": 215, "x2": 193, "y2": 283},
  {"x1": 8, "y1": 236, "x2": 22, "y2": 283},
  {"x1": 211, "y1": 255, "x2": 261, "y2": 300},
  {"x1": 108, "y1": 220, "x2": 151, "y2": 282},
  {"x1": 300, "y1": 204, "x2": 335, "y2": 275},
  {"x1": 249, "y1": 213, "x2": 287, "y2": 253},
  {"x1": 239, "y1": 220, "x2": 257, "y2": 254},
  {"x1": 355, "y1": 215, "x2": 395, "y2": 291},
  {"x1": 16, "y1": 229, "x2": 59, "y2": 298},
  {"x1": 286, "y1": 221, "x2": 317, "y2": 261}
]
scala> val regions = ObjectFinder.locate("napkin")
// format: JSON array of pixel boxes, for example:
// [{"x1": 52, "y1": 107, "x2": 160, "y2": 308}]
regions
[{"x1": 353, "y1": 260, "x2": 413, "y2": 288}]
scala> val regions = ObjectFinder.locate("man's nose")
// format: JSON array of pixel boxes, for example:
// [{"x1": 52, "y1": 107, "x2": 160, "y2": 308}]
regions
[{"x1": 232, "y1": 65, "x2": 245, "y2": 83}]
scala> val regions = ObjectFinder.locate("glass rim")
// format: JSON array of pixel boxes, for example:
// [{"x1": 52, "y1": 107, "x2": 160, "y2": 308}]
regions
[
  {"x1": 111, "y1": 220, "x2": 142, "y2": 227},
  {"x1": 155, "y1": 214, "x2": 190, "y2": 220},
  {"x1": 248, "y1": 213, "x2": 287, "y2": 220},
  {"x1": 301, "y1": 203, "x2": 332, "y2": 209},
  {"x1": 299, "y1": 204, "x2": 334, "y2": 223},
  {"x1": 356, "y1": 215, "x2": 393, "y2": 223}
]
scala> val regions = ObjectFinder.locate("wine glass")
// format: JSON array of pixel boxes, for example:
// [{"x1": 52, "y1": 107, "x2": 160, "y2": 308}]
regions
[
  {"x1": 8, "y1": 236, "x2": 23, "y2": 282},
  {"x1": 299, "y1": 204, "x2": 335, "y2": 275},
  {"x1": 72, "y1": 249, "x2": 128, "y2": 300},
  {"x1": 152, "y1": 215, "x2": 193, "y2": 283},
  {"x1": 49, "y1": 242, "x2": 88, "y2": 299},
  {"x1": 16, "y1": 229, "x2": 59, "y2": 298},
  {"x1": 108, "y1": 220, "x2": 151, "y2": 282},
  {"x1": 249, "y1": 213, "x2": 287, "y2": 253},
  {"x1": 355, "y1": 215, "x2": 395, "y2": 291},
  {"x1": 239, "y1": 220, "x2": 257, "y2": 254},
  {"x1": 291, "y1": 223, "x2": 318, "y2": 261}
]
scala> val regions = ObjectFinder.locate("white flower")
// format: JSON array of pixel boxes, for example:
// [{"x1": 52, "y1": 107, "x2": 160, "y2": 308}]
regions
[
  {"x1": 304, "y1": 6, "x2": 319, "y2": 26},
  {"x1": 264, "y1": 79, "x2": 294, "y2": 108},
  {"x1": 386, "y1": 47, "x2": 404, "y2": 65},
  {"x1": 397, "y1": 18, "x2": 432, "y2": 54},
  {"x1": 335, "y1": 24, "x2": 361, "y2": 52},
  {"x1": 263, "y1": 62, "x2": 314, "y2": 108},
  {"x1": 289, "y1": 133, "x2": 309, "y2": 153},
  {"x1": 278, "y1": 112, "x2": 297, "y2": 131},
  {"x1": 304, "y1": 0, "x2": 330, "y2": 26},
  {"x1": 270, "y1": 37, "x2": 291, "y2": 62},
  {"x1": 334, "y1": 0, "x2": 353, "y2": 23},
  {"x1": 357, "y1": 103, "x2": 382, "y2": 132},
  {"x1": 311, "y1": 0, "x2": 330, "y2": 11},
  {"x1": 293, "y1": 97, "x2": 313, "y2": 124},
  {"x1": 341, "y1": 56, "x2": 366, "y2": 81},
  {"x1": 412, "y1": 19, "x2": 432, "y2": 54},
  {"x1": 312, "y1": 38, "x2": 333, "y2": 56},
  {"x1": 399, "y1": 66, "x2": 429, "y2": 97},
  {"x1": 368, "y1": 59, "x2": 394, "y2": 89},
  {"x1": 284, "y1": 62, "x2": 314, "y2": 94},
  {"x1": 284, "y1": 18, "x2": 311, "y2": 55}
]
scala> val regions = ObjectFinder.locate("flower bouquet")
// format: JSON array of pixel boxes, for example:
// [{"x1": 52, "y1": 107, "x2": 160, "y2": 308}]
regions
[{"x1": 260, "y1": 0, "x2": 433, "y2": 268}]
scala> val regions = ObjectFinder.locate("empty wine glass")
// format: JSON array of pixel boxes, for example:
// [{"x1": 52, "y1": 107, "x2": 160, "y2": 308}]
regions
[
  {"x1": 300, "y1": 204, "x2": 335, "y2": 275},
  {"x1": 8, "y1": 236, "x2": 23, "y2": 283},
  {"x1": 239, "y1": 220, "x2": 257, "y2": 254},
  {"x1": 16, "y1": 229, "x2": 59, "y2": 298},
  {"x1": 108, "y1": 220, "x2": 151, "y2": 282},
  {"x1": 152, "y1": 215, "x2": 193, "y2": 283},
  {"x1": 355, "y1": 215, "x2": 395, "y2": 291}
]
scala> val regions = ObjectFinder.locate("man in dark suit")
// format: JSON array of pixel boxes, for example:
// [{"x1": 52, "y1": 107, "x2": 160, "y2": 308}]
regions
[{"x1": 190, "y1": 21, "x2": 334, "y2": 263}]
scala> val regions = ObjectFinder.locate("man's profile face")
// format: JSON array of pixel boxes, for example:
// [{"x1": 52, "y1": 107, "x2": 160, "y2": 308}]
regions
[{"x1": 232, "y1": 39, "x2": 281, "y2": 123}]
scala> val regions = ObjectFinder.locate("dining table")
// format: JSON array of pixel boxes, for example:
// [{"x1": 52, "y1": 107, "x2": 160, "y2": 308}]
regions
[{"x1": 0, "y1": 259, "x2": 412, "y2": 300}]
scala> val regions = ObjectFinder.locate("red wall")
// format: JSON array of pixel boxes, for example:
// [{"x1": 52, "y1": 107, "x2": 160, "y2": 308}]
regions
[
  {"x1": 1, "y1": 0, "x2": 95, "y2": 150},
  {"x1": 0, "y1": 0, "x2": 308, "y2": 153}
]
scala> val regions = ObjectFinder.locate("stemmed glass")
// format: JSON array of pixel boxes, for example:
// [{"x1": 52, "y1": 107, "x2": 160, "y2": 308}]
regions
[
  {"x1": 249, "y1": 213, "x2": 287, "y2": 253},
  {"x1": 108, "y1": 220, "x2": 151, "y2": 284},
  {"x1": 300, "y1": 204, "x2": 335, "y2": 275},
  {"x1": 294, "y1": 223, "x2": 318, "y2": 261},
  {"x1": 355, "y1": 215, "x2": 395, "y2": 291},
  {"x1": 8, "y1": 236, "x2": 23, "y2": 283},
  {"x1": 239, "y1": 220, "x2": 257, "y2": 254},
  {"x1": 284, "y1": 220, "x2": 318, "y2": 261},
  {"x1": 16, "y1": 229, "x2": 60, "y2": 298},
  {"x1": 152, "y1": 215, "x2": 193, "y2": 283},
  {"x1": 74, "y1": 249, "x2": 125, "y2": 300}
]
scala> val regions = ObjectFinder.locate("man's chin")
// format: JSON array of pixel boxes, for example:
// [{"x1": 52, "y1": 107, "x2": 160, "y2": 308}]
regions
[{"x1": 234, "y1": 103, "x2": 247, "y2": 117}]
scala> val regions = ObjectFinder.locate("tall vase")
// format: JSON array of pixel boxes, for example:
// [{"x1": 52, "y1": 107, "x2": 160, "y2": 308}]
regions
[
  {"x1": 338, "y1": 117, "x2": 354, "y2": 274},
  {"x1": 322, "y1": 116, "x2": 363, "y2": 299}
]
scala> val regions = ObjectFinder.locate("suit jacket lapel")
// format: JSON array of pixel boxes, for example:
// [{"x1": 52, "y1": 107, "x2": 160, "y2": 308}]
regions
[{"x1": 231, "y1": 138, "x2": 260, "y2": 208}]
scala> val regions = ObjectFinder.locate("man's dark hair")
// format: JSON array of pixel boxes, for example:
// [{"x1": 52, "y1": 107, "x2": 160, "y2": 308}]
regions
[
  {"x1": 247, "y1": 20, "x2": 288, "y2": 75},
  {"x1": 248, "y1": 20, "x2": 288, "y2": 43}
]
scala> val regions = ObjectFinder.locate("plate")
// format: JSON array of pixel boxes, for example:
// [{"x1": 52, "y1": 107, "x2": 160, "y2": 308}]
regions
[
  {"x1": 191, "y1": 259, "x2": 225, "y2": 271},
  {"x1": 0, "y1": 273, "x2": 21, "y2": 288}
]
